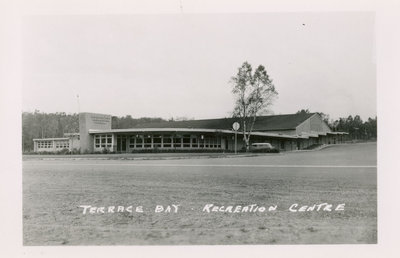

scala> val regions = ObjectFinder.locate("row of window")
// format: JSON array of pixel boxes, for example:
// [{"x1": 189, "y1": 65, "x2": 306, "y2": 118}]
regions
[
  {"x1": 94, "y1": 134, "x2": 112, "y2": 148},
  {"x1": 94, "y1": 134, "x2": 225, "y2": 150},
  {"x1": 55, "y1": 141, "x2": 69, "y2": 149},
  {"x1": 37, "y1": 140, "x2": 69, "y2": 149},
  {"x1": 37, "y1": 141, "x2": 53, "y2": 149},
  {"x1": 126, "y1": 135, "x2": 222, "y2": 149},
  {"x1": 94, "y1": 134, "x2": 223, "y2": 149}
]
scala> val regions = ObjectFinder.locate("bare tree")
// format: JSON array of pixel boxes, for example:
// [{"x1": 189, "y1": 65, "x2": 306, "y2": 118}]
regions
[{"x1": 231, "y1": 61, "x2": 278, "y2": 151}]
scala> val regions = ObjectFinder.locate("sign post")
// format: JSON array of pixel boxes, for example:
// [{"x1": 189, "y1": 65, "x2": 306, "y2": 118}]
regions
[{"x1": 232, "y1": 122, "x2": 240, "y2": 154}]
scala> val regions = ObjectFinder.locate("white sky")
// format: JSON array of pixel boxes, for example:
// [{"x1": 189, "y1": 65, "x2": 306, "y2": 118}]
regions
[{"x1": 22, "y1": 12, "x2": 376, "y2": 121}]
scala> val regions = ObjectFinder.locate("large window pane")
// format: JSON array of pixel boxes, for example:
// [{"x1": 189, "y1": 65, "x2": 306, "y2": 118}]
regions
[
  {"x1": 173, "y1": 136, "x2": 182, "y2": 148},
  {"x1": 163, "y1": 135, "x2": 171, "y2": 148},
  {"x1": 136, "y1": 135, "x2": 143, "y2": 148}
]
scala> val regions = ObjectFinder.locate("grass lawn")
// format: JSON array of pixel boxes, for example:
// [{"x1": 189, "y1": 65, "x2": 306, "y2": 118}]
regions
[{"x1": 23, "y1": 142, "x2": 377, "y2": 245}]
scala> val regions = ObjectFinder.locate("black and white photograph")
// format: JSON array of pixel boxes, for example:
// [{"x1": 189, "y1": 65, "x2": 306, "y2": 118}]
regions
[{"x1": 1, "y1": 0, "x2": 400, "y2": 257}]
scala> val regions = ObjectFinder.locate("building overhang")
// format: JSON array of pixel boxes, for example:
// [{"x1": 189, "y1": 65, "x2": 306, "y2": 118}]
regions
[
  {"x1": 88, "y1": 128, "x2": 300, "y2": 139},
  {"x1": 327, "y1": 132, "x2": 349, "y2": 135},
  {"x1": 299, "y1": 133, "x2": 319, "y2": 138},
  {"x1": 258, "y1": 128, "x2": 296, "y2": 132}
]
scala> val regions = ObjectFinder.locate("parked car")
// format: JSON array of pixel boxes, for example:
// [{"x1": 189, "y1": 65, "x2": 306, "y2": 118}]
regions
[{"x1": 250, "y1": 142, "x2": 278, "y2": 153}]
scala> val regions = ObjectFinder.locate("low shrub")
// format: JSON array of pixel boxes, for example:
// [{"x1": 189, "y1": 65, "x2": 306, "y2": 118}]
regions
[
  {"x1": 304, "y1": 144, "x2": 322, "y2": 150},
  {"x1": 130, "y1": 148, "x2": 230, "y2": 154},
  {"x1": 71, "y1": 148, "x2": 80, "y2": 154},
  {"x1": 56, "y1": 148, "x2": 70, "y2": 155},
  {"x1": 250, "y1": 148, "x2": 279, "y2": 153},
  {"x1": 102, "y1": 148, "x2": 111, "y2": 154}
]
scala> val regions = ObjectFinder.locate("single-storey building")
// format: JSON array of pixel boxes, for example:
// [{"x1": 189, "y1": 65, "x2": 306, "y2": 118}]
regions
[
  {"x1": 33, "y1": 112, "x2": 348, "y2": 153},
  {"x1": 33, "y1": 133, "x2": 80, "y2": 153}
]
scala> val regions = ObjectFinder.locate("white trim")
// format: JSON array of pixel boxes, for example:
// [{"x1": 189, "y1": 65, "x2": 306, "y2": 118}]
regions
[
  {"x1": 33, "y1": 138, "x2": 69, "y2": 141},
  {"x1": 88, "y1": 128, "x2": 300, "y2": 139}
]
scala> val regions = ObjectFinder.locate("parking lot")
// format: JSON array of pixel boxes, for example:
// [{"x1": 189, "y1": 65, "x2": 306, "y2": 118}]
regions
[{"x1": 23, "y1": 142, "x2": 377, "y2": 245}]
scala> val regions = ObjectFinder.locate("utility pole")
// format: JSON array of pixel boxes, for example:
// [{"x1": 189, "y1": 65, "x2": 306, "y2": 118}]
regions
[
  {"x1": 179, "y1": 0, "x2": 183, "y2": 13},
  {"x1": 77, "y1": 94, "x2": 80, "y2": 113}
]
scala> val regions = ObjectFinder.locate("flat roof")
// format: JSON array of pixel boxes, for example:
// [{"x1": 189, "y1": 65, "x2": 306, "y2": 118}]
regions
[
  {"x1": 327, "y1": 132, "x2": 349, "y2": 135},
  {"x1": 33, "y1": 138, "x2": 69, "y2": 141}
]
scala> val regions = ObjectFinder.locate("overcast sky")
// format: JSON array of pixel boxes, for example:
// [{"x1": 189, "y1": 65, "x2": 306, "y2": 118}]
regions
[{"x1": 22, "y1": 12, "x2": 375, "y2": 121}]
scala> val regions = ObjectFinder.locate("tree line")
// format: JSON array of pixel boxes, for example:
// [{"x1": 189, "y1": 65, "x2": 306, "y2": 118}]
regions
[
  {"x1": 296, "y1": 109, "x2": 377, "y2": 140},
  {"x1": 22, "y1": 111, "x2": 79, "y2": 152},
  {"x1": 22, "y1": 109, "x2": 377, "y2": 152},
  {"x1": 331, "y1": 115, "x2": 377, "y2": 140},
  {"x1": 22, "y1": 111, "x2": 167, "y2": 152}
]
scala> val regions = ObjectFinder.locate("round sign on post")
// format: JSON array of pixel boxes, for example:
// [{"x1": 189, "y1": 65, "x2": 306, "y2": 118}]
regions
[
  {"x1": 232, "y1": 122, "x2": 240, "y2": 154},
  {"x1": 232, "y1": 122, "x2": 240, "y2": 131}
]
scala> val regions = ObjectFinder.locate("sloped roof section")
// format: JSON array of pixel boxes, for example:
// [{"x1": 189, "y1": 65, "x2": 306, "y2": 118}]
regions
[{"x1": 129, "y1": 113, "x2": 316, "y2": 131}]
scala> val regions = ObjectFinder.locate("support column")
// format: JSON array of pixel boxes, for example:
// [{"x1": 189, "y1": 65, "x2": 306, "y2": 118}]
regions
[
  {"x1": 126, "y1": 135, "x2": 130, "y2": 152},
  {"x1": 112, "y1": 134, "x2": 116, "y2": 152}
]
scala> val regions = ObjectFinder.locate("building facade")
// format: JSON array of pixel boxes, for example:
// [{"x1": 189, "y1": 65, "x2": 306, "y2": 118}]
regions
[
  {"x1": 32, "y1": 112, "x2": 348, "y2": 154},
  {"x1": 33, "y1": 133, "x2": 80, "y2": 153}
]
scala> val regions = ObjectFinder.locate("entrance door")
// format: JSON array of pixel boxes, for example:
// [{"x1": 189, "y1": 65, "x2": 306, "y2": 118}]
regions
[
  {"x1": 117, "y1": 135, "x2": 127, "y2": 152},
  {"x1": 121, "y1": 138, "x2": 126, "y2": 152}
]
